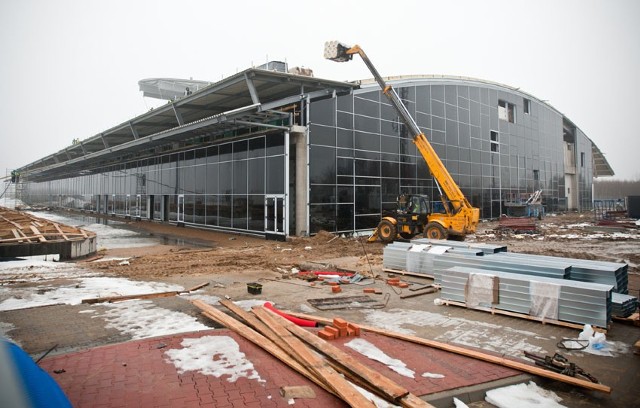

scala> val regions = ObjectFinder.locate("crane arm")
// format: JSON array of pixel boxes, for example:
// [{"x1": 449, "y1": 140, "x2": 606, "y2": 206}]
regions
[{"x1": 326, "y1": 42, "x2": 471, "y2": 212}]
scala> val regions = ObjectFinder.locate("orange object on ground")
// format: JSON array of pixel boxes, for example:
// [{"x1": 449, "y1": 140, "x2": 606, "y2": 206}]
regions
[
  {"x1": 331, "y1": 286, "x2": 342, "y2": 293},
  {"x1": 318, "y1": 329, "x2": 336, "y2": 340},
  {"x1": 363, "y1": 288, "x2": 376, "y2": 293}
]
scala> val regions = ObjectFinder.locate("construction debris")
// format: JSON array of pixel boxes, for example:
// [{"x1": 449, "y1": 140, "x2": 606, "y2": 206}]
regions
[
  {"x1": 191, "y1": 300, "x2": 433, "y2": 407},
  {"x1": 285, "y1": 311, "x2": 612, "y2": 394}
]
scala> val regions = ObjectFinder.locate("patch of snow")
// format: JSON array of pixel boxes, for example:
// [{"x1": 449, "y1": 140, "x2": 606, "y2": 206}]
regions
[
  {"x1": 351, "y1": 382, "x2": 400, "y2": 408},
  {"x1": 363, "y1": 309, "x2": 546, "y2": 358},
  {"x1": 453, "y1": 397, "x2": 469, "y2": 408},
  {"x1": 233, "y1": 299, "x2": 269, "y2": 311},
  {"x1": 298, "y1": 303, "x2": 315, "y2": 313},
  {"x1": 566, "y1": 223, "x2": 592, "y2": 228},
  {"x1": 165, "y1": 335, "x2": 263, "y2": 382},
  {"x1": 287, "y1": 398, "x2": 295, "y2": 405},
  {"x1": 485, "y1": 381, "x2": 565, "y2": 408},
  {"x1": 422, "y1": 372, "x2": 445, "y2": 379},
  {"x1": 0, "y1": 277, "x2": 184, "y2": 311},
  {"x1": 345, "y1": 338, "x2": 414, "y2": 378},
  {"x1": 0, "y1": 259, "x2": 99, "y2": 282},
  {"x1": 78, "y1": 309, "x2": 95, "y2": 314},
  {"x1": 97, "y1": 300, "x2": 209, "y2": 339},
  {"x1": 180, "y1": 294, "x2": 221, "y2": 305}
]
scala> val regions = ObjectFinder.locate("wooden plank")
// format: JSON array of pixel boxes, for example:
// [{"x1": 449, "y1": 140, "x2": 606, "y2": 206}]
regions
[
  {"x1": 0, "y1": 215, "x2": 23, "y2": 230},
  {"x1": 11, "y1": 229, "x2": 24, "y2": 243},
  {"x1": 185, "y1": 282, "x2": 210, "y2": 292},
  {"x1": 251, "y1": 307, "x2": 376, "y2": 407},
  {"x1": 440, "y1": 299, "x2": 608, "y2": 332},
  {"x1": 400, "y1": 287, "x2": 438, "y2": 299},
  {"x1": 258, "y1": 307, "x2": 434, "y2": 407},
  {"x1": 383, "y1": 268, "x2": 434, "y2": 280},
  {"x1": 280, "y1": 386, "x2": 316, "y2": 399},
  {"x1": 53, "y1": 223, "x2": 69, "y2": 241},
  {"x1": 285, "y1": 311, "x2": 611, "y2": 394},
  {"x1": 190, "y1": 300, "x2": 335, "y2": 396},
  {"x1": 81, "y1": 291, "x2": 179, "y2": 304},
  {"x1": 29, "y1": 226, "x2": 47, "y2": 242},
  {"x1": 219, "y1": 300, "x2": 291, "y2": 357}
]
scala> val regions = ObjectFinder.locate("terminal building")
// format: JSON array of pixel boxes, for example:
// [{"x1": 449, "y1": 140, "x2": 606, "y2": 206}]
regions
[{"x1": 16, "y1": 62, "x2": 614, "y2": 239}]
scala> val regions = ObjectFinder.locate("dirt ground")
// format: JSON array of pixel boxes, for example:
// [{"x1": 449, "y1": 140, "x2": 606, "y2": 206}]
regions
[
  {"x1": 83, "y1": 212, "x2": 640, "y2": 294},
  {"x1": 2, "y1": 210, "x2": 639, "y2": 408}
]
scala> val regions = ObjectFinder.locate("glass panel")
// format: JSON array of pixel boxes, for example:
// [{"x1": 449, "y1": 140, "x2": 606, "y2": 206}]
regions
[
  {"x1": 219, "y1": 195, "x2": 231, "y2": 227},
  {"x1": 309, "y1": 146, "x2": 335, "y2": 184},
  {"x1": 248, "y1": 195, "x2": 264, "y2": 231},
  {"x1": 310, "y1": 97, "x2": 336, "y2": 126},
  {"x1": 310, "y1": 124, "x2": 336, "y2": 146},
  {"x1": 232, "y1": 196, "x2": 247, "y2": 229},
  {"x1": 266, "y1": 156, "x2": 285, "y2": 194}
]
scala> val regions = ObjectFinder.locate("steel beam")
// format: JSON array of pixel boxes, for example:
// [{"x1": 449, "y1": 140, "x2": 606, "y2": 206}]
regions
[{"x1": 244, "y1": 73, "x2": 260, "y2": 105}]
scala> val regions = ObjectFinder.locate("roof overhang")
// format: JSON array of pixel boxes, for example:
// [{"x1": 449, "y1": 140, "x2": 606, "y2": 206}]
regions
[
  {"x1": 18, "y1": 68, "x2": 356, "y2": 182},
  {"x1": 591, "y1": 143, "x2": 615, "y2": 177}
]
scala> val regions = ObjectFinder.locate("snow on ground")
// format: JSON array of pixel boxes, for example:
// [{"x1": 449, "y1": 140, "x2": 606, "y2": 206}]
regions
[
  {"x1": 0, "y1": 258, "x2": 100, "y2": 282},
  {"x1": 352, "y1": 382, "x2": 400, "y2": 408},
  {"x1": 485, "y1": 381, "x2": 565, "y2": 408},
  {"x1": 165, "y1": 335, "x2": 263, "y2": 383},
  {"x1": 95, "y1": 300, "x2": 209, "y2": 340},
  {"x1": 0, "y1": 277, "x2": 184, "y2": 311},
  {"x1": 363, "y1": 308, "x2": 547, "y2": 358},
  {"x1": 345, "y1": 338, "x2": 414, "y2": 378},
  {"x1": 233, "y1": 299, "x2": 269, "y2": 311},
  {"x1": 422, "y1": 372, "x2": 445, "y2": 379},
  {"x1": 179, "y1": 293, "x2": 222, "y2": 306}
]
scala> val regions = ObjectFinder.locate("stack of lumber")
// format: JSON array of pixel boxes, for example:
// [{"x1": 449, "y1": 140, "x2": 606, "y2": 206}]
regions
[
  {"x1": 192, "y1": 301, "x2": 611, "y2": 406},
  {"x1": 0, "y1": 207, "x2": 95, "y2": 245},
  {"x1": 192, "y1": 299, "x2": 432, "y2": 407}
]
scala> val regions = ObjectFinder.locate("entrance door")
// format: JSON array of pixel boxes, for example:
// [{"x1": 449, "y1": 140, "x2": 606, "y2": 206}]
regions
[
  {"x1": 177, "y1": 194, "x2": 185, "y2": 224},
  {"x1": 265, "y1": 194, "x2": 286, "y2": 240}
]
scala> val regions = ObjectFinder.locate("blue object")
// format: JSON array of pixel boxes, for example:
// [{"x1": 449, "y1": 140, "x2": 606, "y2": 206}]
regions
[{"x1": 0, "y1": 339, "x2": 72, "y2": 408}]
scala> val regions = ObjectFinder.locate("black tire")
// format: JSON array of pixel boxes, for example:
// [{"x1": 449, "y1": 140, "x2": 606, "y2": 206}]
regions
[
  {"x1": 377, "y1": 220, "x2": 397, "y2": 243},
  {"x1": 424, "y1": 222, "x2": 447, "y2": 240}
]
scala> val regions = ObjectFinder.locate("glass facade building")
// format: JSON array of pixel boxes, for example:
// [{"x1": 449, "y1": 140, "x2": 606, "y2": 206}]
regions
[{"x1": 17, "y1": 71, "x2": 612, "y2": 238}]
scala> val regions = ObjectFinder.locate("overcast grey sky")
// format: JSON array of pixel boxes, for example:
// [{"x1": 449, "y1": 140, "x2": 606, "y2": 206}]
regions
[{"x1": 1, "y1": 0, "x2": 638, "y2": 180}]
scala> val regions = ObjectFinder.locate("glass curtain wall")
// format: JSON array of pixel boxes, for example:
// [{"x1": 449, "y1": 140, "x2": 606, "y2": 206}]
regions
[
  {"x1": 24, "y1": 133, "x2": 286, "y2": 235},
  {"x1": 307, "y1": 80, "x2": 570, "y2": 234}
]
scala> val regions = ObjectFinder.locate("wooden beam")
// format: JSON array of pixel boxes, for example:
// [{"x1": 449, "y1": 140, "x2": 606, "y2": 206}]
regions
[
  {"x1": 251, "y1": 307, "x2": 376, "y2": 407},
  {"x1": 53, "y1": 223, "x2": 69, "y2": 241},
  {"x1": 81, "y1": 291, "x2": 179, "y2": 304},
  {"x1": 285, "y1": 311, "x2": 611, "y2": 394},
  {"x1": 29, "y1": 226, "x2": 47, "y2": 242},
  {"x1": 219, "y1": 300, "x2": 288, "y2": 353},
  {"x1": 190, "y1": 300, "x2": 335, "y2": 396},
  {"x1": 185, "y1": 282, "x2": 210, "y2": 292},
  {"x1": 259, "y1": 307, "x2": 434, "y2": 408}
]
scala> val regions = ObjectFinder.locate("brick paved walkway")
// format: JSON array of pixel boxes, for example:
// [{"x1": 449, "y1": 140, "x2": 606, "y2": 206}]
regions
[{"x1": 40, "y1": 328, "x2": 520, "y2": 407}]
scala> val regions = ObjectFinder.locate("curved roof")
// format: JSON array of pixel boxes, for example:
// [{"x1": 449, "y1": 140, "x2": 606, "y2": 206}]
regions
[{"x1": 359, "y1": 74, "x2": 614, "y2": 177}]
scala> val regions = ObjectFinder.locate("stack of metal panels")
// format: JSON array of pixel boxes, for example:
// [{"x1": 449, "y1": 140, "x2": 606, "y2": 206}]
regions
[
  {"x1": 611, "y1": 293, "x2": 638, "y2": 317},
  {"x1": 411, "y1": 238, "x2": 507, "y2": 254},
  {"x1": 489, "y1": 252, "x2": 628, "y2": 294},
  {"x1": 440, "y1": 266, "x2": 613, "y2": 327},
  {"x1": 382, "y1": 242, "x2": 482, "y2": 273},
  {"x1": 433, "y1": 252, "x2": 571, "y2": 282}
]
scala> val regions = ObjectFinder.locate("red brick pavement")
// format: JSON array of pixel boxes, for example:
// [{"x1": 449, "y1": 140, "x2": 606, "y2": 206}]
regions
[{"x1": 40, "y1": 328, "x2": 520, "y2": 407}]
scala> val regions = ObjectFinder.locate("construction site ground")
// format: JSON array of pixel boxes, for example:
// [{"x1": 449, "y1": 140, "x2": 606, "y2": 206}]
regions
[{"x1": 1, "y1": 210, "x2": 639, "y2": 407}]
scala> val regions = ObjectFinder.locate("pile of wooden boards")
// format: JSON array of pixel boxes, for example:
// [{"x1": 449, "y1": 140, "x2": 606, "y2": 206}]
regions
[
  {"x1": 0, "y1": 207, "x2": 94, "y2": 244},
  {"x1": 192, "y1": 299, "x2": 433, "y2": 407}
]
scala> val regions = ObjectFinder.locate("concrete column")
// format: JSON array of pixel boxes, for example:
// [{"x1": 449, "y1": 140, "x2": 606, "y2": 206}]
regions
[{"x1": 291, "y1": 126, "x2": 307, "y2": 236}]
